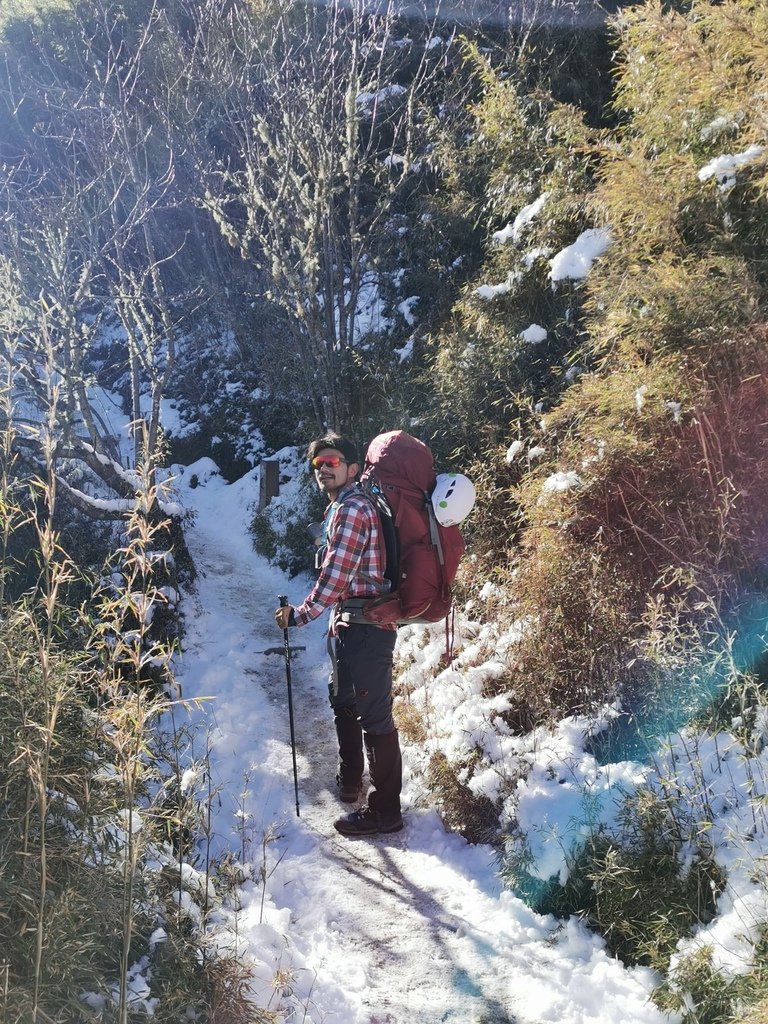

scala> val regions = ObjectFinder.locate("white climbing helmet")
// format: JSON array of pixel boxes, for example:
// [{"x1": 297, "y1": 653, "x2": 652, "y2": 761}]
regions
[{"x1": 431, "y1": 473, "x2": 476, "y2": 527}]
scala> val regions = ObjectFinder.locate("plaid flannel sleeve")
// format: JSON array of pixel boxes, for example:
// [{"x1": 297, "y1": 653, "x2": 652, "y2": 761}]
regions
[{"x1": 292, "y1": 501, "x2": 371, "y2": 625}]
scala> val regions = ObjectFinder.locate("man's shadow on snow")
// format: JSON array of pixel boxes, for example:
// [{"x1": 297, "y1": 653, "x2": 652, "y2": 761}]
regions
[{"x1": 318, "y1": 835, "x2": 518, "y2": 1024}]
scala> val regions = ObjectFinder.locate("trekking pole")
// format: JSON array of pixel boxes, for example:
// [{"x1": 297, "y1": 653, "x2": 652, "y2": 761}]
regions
[{"x1": 278, "y1": 595, "x2": 301, "y2": 817}]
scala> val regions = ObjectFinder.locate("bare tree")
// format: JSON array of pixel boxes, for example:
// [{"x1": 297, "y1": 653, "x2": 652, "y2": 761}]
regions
[
  {"x1": 186, "y1": 0, "x2": 452, "y2": 432},
  {"x1": 0, "y1": 0, "x2": 196, "y2": 518}
]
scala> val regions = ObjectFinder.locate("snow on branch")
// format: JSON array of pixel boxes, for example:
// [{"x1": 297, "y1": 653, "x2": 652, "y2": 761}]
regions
[
  {"x1": 697, "y1": 144, "x2": 765, "y2": 192},
  {"x1": 474, "y1": 271, "x2": 522, "y2": 300},
  {"x1": 549, "y1": 229, "x2": 613, "y2": 284},
  {"x1": 356, "y1": 84, "x2": 407, "y2": 107},
  {"x1": 78, "y1": 440, "x2": 143, "y2": 490},
  {"x1": 57, "y1": 476, "x2": 183, "y2": 520},
  {"x1": 492, "y1": 193, "x2": 550, "y2": 246}
]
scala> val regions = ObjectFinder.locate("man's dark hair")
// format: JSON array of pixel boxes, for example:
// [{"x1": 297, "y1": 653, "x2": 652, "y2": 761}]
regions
[{"x1": 307, "y1": 433, "x2": 359, "y2": 465}]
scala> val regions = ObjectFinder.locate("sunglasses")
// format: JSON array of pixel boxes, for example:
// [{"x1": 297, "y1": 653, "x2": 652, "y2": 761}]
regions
[{"x1": 311, "y1": 455, "x2": 347, "y2": 470}]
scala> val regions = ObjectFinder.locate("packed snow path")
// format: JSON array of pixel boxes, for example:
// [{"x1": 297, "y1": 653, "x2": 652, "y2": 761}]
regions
[{"x1": 174, "y1": 462, "x2": 678, "y2": 1024}]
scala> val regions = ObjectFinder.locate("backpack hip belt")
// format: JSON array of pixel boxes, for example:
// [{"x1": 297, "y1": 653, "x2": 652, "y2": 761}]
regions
[{"x1": 336, "y1": 597, "x2": 391, "y2": 628}]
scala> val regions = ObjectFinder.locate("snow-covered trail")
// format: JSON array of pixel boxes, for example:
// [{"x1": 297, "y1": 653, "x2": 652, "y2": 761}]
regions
[{"x1": 173, "y1": 462, "x2": 678, "y2": 1024}]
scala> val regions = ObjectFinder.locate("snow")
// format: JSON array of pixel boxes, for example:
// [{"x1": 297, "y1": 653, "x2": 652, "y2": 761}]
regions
[
  {"x1": 474, "y1": 270, "x2": 521, "y2": 299},
  {"x1": 356, "y1": 84, "x2": 406, "y2": 106},
  {"x1": 666, "y1": 400, "x2": 682, "y2": 423},
  {"x1": 169, "y1": 462, "x2": 680, "y2": 1024},
  {"x1": 352, "y1": 271, "x2": 394, "y2": 341},
  {"x1": 520, "y1": 323, "x2": 548, "y2": 345},
  {"x1": 523, "y1": 246, "x2": 551, "y2": 268},
  {"x1": 398, "y1": 295, "x2": 419, "y2": 326},
  {"x1": 549, "y1": 229, "x2": 613, "y2": 283},
  {"x1": 111, "y1": 957, "x2": 158, "y2": 1015},
  {"x1": 84, "y1": 381, "x2": 193, "y2": 457},
  {"x1": 148, "y1": 928, "x2": 167, "y2": 952},
  {"x1": 506, "y1": 439, "x2": 525, "y2": 463},
  {"x1": 648, "y1": 730, "x2": 768, "y2": 977},
  {"x1": 699, "y1": 114, "x2": 742, "y2": 143},
  {"x1": 64, "y1": 489, "x2": 135, "y2": 514},
  {"x1": 541, "y1": 470, "x2": 582, "y2": 494},
  {"x1": 395, "y1": 335, "x2": 415, "y2": 362},
  {"x1": 385, "y1": 153, "x2": 405, "y2": 168},
  {"x1": 697, "y1": 144, "x2": 765, "y2": 191},
  {"x1": 493, "y1": 193, "x2": 550, "y2": 246},
  {"x1": 505, "y1": 715, "x2": 647, "y2": 885}
]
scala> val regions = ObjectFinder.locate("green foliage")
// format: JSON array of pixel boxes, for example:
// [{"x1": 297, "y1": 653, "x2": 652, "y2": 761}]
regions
[
  {"x1": 500, "y1": 781, "x2": 726, "y2": 961},
  {"x1": 250, "y1": 505, "x2": 319, "y2": 578},
  {"x1": 503, "y1": 783, "x2": 725, "y2": 967},
  {"x1": 740, "y1": 992, "x2": 768, "y2": 1024},
  {"x1": 0, "y1": 0, "x2": 70, "y2": 37},
  {"x1": 249, "y1": 468, "x2": 327, "y2": 578},
  {"x1": 426, "y1": 750, "x2": 500, "y2": 844},
  {"x1": 587, "y1": 0, "x2": 768, "y2": 363},
  {"x1": 423, "y1": 48, "x2": 605, "y2": 460},
  {"x1": 0, "y1": 421, "x2": 259, "y2": 1020},
  {"x1": 0, "y1": 612, "x2": 118, "y2": 1011},
  {"x1": 512, "y1": 538, "x2": 638, "y2": 718},
  {"x1": 424, "y1": 0, "x2": 768, "y2": 724},
  {"x1": 0, "y1": 599, "x2": 261, "y2": 1022},
  {"x1": 582, "y1": 806, "x2": 725, "y2": 970},
  {"x1": 654, "y1": 937, "x2": 768, "y2": 1024}
]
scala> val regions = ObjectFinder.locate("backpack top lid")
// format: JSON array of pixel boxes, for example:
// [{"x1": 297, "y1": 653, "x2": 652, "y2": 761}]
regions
[{"x1": 363, "y1": 431, "x2": 436, "y2": 494}]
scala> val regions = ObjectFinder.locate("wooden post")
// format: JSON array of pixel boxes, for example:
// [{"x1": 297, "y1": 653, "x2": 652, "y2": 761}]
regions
[{"x1": 259, "y1": 459, "x2": 280, "y2": 509}]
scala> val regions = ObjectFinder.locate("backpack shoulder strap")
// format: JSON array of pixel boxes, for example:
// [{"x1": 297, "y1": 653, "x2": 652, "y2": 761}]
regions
[
  {"x1": 359, "y1": 479, "x2": 399, "y2": 588},
  {"x1": 319, "y1": 485, "x2": 396, "y2": 591}
]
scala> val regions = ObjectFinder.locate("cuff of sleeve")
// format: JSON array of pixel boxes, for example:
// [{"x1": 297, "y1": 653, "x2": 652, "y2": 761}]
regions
[{"x1": 293, "y1": 604, "x2": 318, "y2": 626}]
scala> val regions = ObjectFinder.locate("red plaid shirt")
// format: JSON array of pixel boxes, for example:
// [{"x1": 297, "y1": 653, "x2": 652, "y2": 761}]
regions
[{"x1": 293, "y1": 484, "x2": 390, "y2": 626}]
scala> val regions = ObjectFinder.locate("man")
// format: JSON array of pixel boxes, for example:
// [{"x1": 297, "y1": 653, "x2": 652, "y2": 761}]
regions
[{"x1": 274, "y1": 434, "x2": 403, "y2": 837}]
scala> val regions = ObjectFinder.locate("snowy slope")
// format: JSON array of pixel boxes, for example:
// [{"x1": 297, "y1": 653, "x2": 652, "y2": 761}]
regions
[{"x1": 174, "y1": 460, "x2": 679, "y2": 1024}]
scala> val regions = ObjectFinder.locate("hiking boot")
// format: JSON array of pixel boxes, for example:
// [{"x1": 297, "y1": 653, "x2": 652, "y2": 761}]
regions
[
  {"x1": 335, "y1": 773, "x2": 363, "y2": 804},
  {"x1": 334, "y1": 805, "x2": 404, "y2": 837}
]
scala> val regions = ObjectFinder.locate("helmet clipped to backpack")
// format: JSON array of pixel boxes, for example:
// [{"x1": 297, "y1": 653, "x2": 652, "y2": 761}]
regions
[{"x1": 431, "y1": 473, "x2": 476, "y2": 527}]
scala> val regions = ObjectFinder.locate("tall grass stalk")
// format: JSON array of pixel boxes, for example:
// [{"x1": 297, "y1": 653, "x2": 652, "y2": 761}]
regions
[
  {"x1": 25, "y1": 329, "x2": 80, "y2": 1023},
  {"x1": 0, "y1": 333, "x2": 20, "y2": 605},
  {"x1": 90, "y1": 426, "x2": 179, "y2": 1023}
]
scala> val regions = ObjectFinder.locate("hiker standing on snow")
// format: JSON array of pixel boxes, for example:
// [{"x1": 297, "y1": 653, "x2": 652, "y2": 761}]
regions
[{"x1": 274, "y1": 433, "x2": 403, "y2": 838}]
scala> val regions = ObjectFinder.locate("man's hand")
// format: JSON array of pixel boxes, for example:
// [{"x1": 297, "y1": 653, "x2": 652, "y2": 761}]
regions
[{"x1": 275, "y1": 604, "x2": 295, "y2": 629}]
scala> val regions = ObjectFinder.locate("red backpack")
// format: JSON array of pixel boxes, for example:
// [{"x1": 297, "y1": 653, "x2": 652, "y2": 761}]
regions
[{"x1": 359, "y1": 431, "x2": 465, "y2": 626}]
